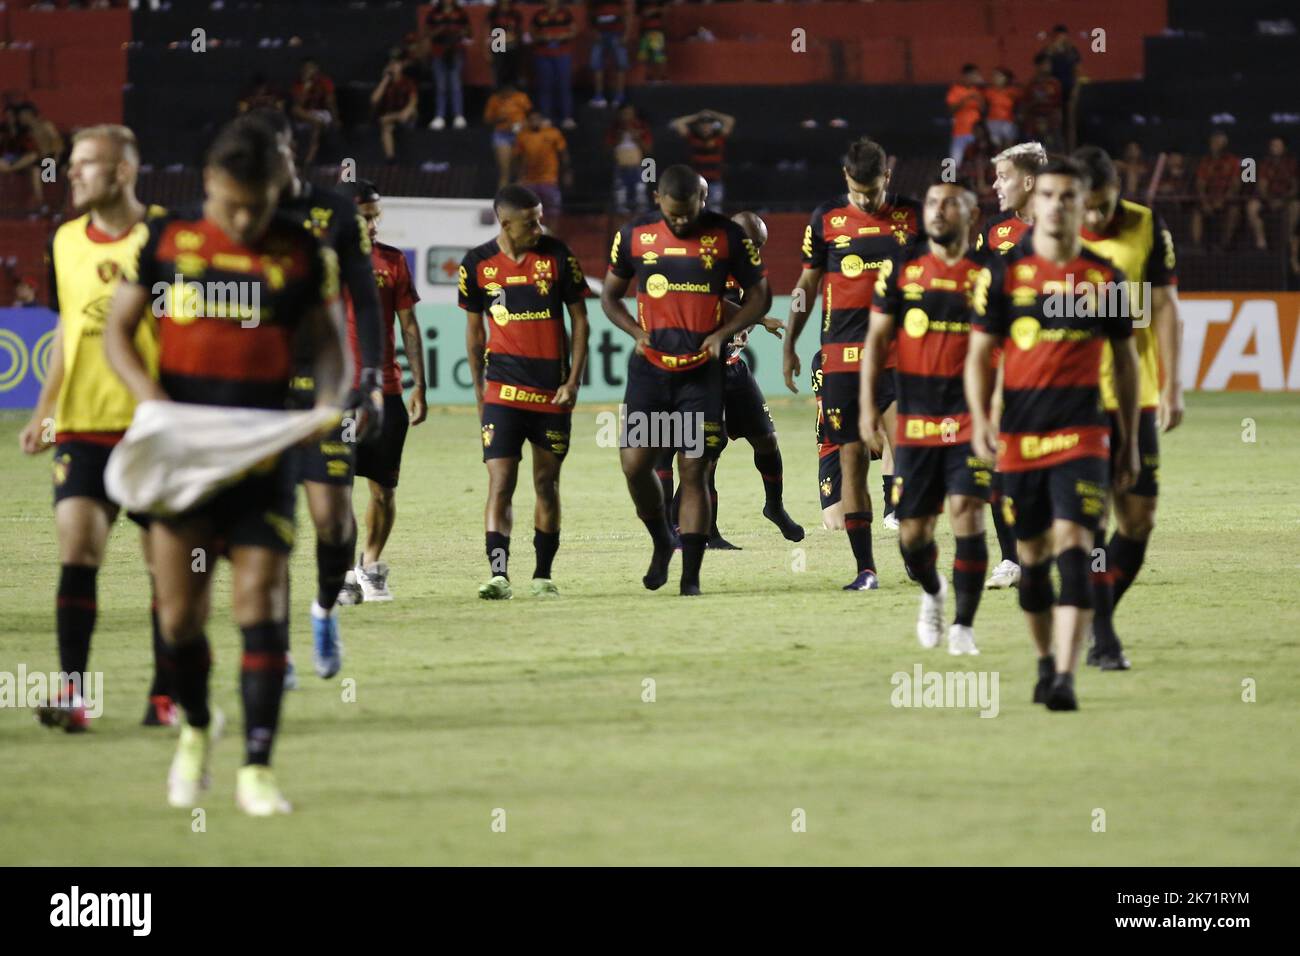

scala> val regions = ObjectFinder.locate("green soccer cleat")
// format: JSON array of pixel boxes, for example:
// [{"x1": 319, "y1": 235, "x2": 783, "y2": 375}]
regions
[
  {"x1": 478, "y1": 575, "x2": 513, "y2": 600},
  {"x1": 235, "y1": 765, "x2": 292, "y2": 817},
  {"x1": 531, "y1": 578, "x2": 559, "y2": 598},
  {"x1": 167, "y1": 709, "x2": 224, "y2": 809}
]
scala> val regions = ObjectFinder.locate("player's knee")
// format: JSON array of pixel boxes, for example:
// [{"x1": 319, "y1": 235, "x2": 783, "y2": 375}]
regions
[
  {"x1": 1055, "y1": 547, "x2": 1093, "y2": 609},
  {"x1": 749, "y1": 432, "x2": 778, "y2": 455},
  {"x1": 1116, "y1": 504, "x2": 1155, "y2": 540},
  {"x1": 1018, "y1": 559, "x2": 1055, "y2": 613},
  {"x1": 157, "y1": 603, "x2": 204, "y2": 645}
]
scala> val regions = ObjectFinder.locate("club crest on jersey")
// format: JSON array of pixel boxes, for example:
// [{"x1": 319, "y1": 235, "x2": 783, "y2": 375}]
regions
[
  {"x1": 827, "y1": 408, "x2": 843, "y2": 431},
  {"x1": 96, "y1": 261, "x2": 121, "y2": 283},
  {"x1": 700, "y1": 252, "x2": 714, "y2": 271},
  {"x1": 820, "y1": 476, "x2": 833, "y2": 497},
  {"x1": 537, "y1": 279, "x2": 550, "y2": 295},
  {"x1": 891, "y1": 476, "x2": 903, "y2": 506},
  {"x1": 304, "y1": 207, "x2": 333, "y2": 238},
  {"x1": 1010, "y1": 317, "x2": 1041, "y2": 351},
  {"x1": 53, "y1": 452, "x2": 70, "y2": 487},
  {"x1": 481, "y1": 423, "x2": 495, "y2": 448}
]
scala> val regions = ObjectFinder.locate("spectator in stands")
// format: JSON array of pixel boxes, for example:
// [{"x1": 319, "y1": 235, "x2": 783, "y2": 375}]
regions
[
  {"x1": 637, "y1": 0, "x2": 669, "y2": 84},
  {"x1": 0, "y1": 103, "x2": 63, "y2": 212},
  {"x1": 670, "y1": 109, "x2": 734, "y2": 211},
  {"x1": 589, "y1": 0, "x2": 632, "y2": 109},
  {"x1": 1192, "y1": 130, "x2": 1243, "y2": 252},
  {"x1": 485, "y1": 81, "x2": 534, "y2": 190},
  {"x1": 237, "y1": 73, "x2": 286, "y2": 115},
  {"x1": 945, "y1": 64, "x2": 986, "y2": 166},
  {"x1": 532, "y1": 0, "x2": 578, "y2": 130},
  {"x1": 513, "y1": 110, "x2": 571, "y2": 226},
  {"x1": 290, "y1": 57, "x2": 339, "y2": 166},
  {"x1": 957, "y1": 121, "x2": 997, "y2": 206},
  {"x1": 607, "y1": 103, "x2": 652, "y2": 212},
  {"x1": 1247, "y1": 136, "x2": 1298, "y2": 252},
  {"x1": 1154, "y1": 150, "x2": 1189, "y2": 201},
  {"x1": 10, "y1": 275, "x2": 40, "y2": 309},
  {"x1": 1116, "y1": 141, "x2": 1150, "y2": 198},
  {"x1": 1040, "y1": 24, "x2": 1080, "y2": 148},
  {"x1": 486, "y1": 0, "x2": 525, "y2": 88},
  {"x1": 371, "y1": 53, "x2": 420, "y2": 163},
  {"x1": 1021, "y1": 53, "x2": 1063, "y2": 154},
  {"x1": 983, "y1": 68, "x2": 1020, "y2": 147},
  {"x1": 425, "y1": 0, "x2": 471, "y2": 130}
]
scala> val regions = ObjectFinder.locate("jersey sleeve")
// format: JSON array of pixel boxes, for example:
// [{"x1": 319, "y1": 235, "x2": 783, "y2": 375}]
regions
[
  {"x1": 393, "y1": 253, "x2": 420, "y2": 310},
  {"x1": 608, "y1": 222, "x2": 636, "y2": 279},
  {"x1": 457, "y1": 251, "x2": 483, "y2": 312},
  {"x1": 559, "y1": 245, "x2": 589, "y2": 304},
  {"x1": 338, "y1": 205, "x2": 382, "y2": 368},
  {"x1": 870, "y1": 247, "x2": 905, "y2": 320},
  {"x1": 801, "y1": 206, "x2": 827, "y2": 270},
  {"x1": 308, "y1": 237, "x2": 338, "y2": 313},
  {"x1": 1146, "y1": 212, "x2": 1178, "y2": 287},
  {"x1": 727, "y1": 218, "x2": 766, "y2": 289},
  {"x1": 130, "y1": 216, "x2": 169, "y2": 293},
  {"x1": 970, "y1": 254, "x2": 1007, "y2": 338},
  {"x1": 45, "y1": 235, "x2": 58, "y2": 313}
]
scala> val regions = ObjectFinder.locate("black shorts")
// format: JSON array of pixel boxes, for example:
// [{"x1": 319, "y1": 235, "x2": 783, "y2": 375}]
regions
[
  {"x1": 156, "y1": 455, "x2": 298, "y2": 554},
  {"x1": 723, "y1": 358, "x2": 775, "y2": 440},
  {"x1": 891, "y1": 442, "x2": 992, "y2": 519},
  {"x1": 52, "y1": 440, "x2": 148, "y2": 527},
  {"x1": 355, "y1": 394, "x2": 410, "y2": 489},
  {"x1": 296, "y1": 420, "x2": 356, "y2": 486},
  {"x1": 481, "y1": 402, "x2": 571, "y2": 461},
  {"x1": 874, "y1": 368, "x2": 898, "y2": 413},
  {"x1": 819, "y1": 370, "x2": 862, "y2": 445},
  {"x1": 1000, "y1": 457, "x2": 1109, "y2": 541},
  {"x1": 622, "y1": 355, "x2": 726, "y2": 460},
  {"x1": 818, "y1": 449, "x2": 842, "y2": 509},
  {"x1": 1108, "y1": 408, "x2": 1159, "y2": 498}
]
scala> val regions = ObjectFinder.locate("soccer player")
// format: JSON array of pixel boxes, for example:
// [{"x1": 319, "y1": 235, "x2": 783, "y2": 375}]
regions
[
  {"x1": 602, "y1": 164, "x2": 770, "y2": 595},
  {"x1": 979, "y1": 140, "x2": 1046, "y2": 589},
  {"x1": 656, "y1": 209, "x2": 803, "y2": 549},
  {"x1": 1074, "y1": 145, "x2": 1183, "y2": 671},
  {"x1": 784, "y1": 137, "x2": 921, "y2": 590},
  {"x1": 343, "y1": 180, "x2": 428, "y2": 601},
  {"x1": 861, "y1": 176, "x2": 992, "y2": 655},
  {"x1": 246, "y1": 110, "x2": 383, "y2": 681},
  {"x1": 103, "y1": 117, "x2": 348, "y2": 814},
  {"x1": 17, "y1": 124, "x2": 175, "y2": 731},
  {"x1": 460, "y1": 184, "x2": 590, "y2": 599},
  {"x1": 965, "y1": 155, "x2": 1141, "y2": 712}
]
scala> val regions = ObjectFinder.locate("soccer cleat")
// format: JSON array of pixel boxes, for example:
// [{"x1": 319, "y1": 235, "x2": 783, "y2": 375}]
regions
[
  {"x1": 643, "y1": 545, "x2": 673, "y2": 591},
  {"x1": 167, "y1": 709, "x2": 224, "y2": 809},
  {"x1": 680, "y1": 582, "x2": 702, "y2": 596},
  {"x1": 882, "y1": 513, "x2": 900, "y2": 531},
  {"x1": 843, "y1": 569, "x2": 879, "y2": 591},
  {"x1": 763, "y1": 503, "x2": 806, "y2": 542},
  {"x1": 429, "y1": 116, "x2": 446, "y2": 131},
  {"x1": 283, "y1": 655, "x2": 298, "y2": 691},
  {"x1": 916, "y1": 575, "x2": 948, "y2": 649},
  {"x1": 1033, "y1": 655, "x2": 1055, "y2": 704},
  {"x1": 707, "y1": 532, "x2": 742, "y2": 550},
  {"x1": 311, "y1": 602, "x2": 343, "y2": 678},
  {"x1": 355, "y1": 562, "x2": 392, "y2": 603},
  {"x1": 336, "y1": 570, "x2": 363, "y2": 606},
  {"x1": 452, "y1": 115, "x2": 467, "y2": 130},
  {"x1": 531, "y1": 578, "x2": 559, "y2": 598},
  {"x1": 947, "y1": 623, "x2": 980, "y2": 656},
  {"x1": 35, "y1": 681, "x2": 90, "y2": 734},
  {"x1": 1096, "y1": 647, "x2": 1132, "y2": 671},
  {"x1": 984, "y1": 559, "x2": 1021, "y2": 589},
  {"x1": 1045, "y1": 673, "x2": 1079, "y2": 711},
  {"x1": 235, "y1": 765, "x2": 292, "y2": 817},
  {"x1": 478, "y1": 575, "x2": 513, "y2": 600},
  {"x1": 142, "y1": 695, "x2": 179, "y2": 728}
]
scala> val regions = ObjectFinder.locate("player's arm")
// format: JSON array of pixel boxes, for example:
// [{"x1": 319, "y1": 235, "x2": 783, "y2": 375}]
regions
[
  {"x1": 19, "y1": 323, "x2": 62, "y2": 454},
  {"x1": 600, "y1": 272, "x2": 643, "y2": 348},
  {"x1": 1147, "y1": 216, "x2": 1183, "y2": 432},
  {"x1": 1110, "y1": 335, "x2": 1141, "y2": 493},
  {"x1": 465, "y1": 310, "x2": 487, "y2": 415},
  {"x1": 720, "y1": 297, "x2": 782, "y2": 337},
  {"x1": 964, "y1": 330, "x2": 998, "y2": 462},
  {"x1": 554, "y1": 299, "x2": 589, "y2": 407},
  {"x1": 397, "y1": 305, "x2": 427, "y2": 425},
  {"x1": 783, "y1": 266, "x2": 821, "y2": 392},
  {"x1": 858, "y1": 309, "x2": 892, "y2": 454},
  {"x1": 103, "y1": 282, "x2": 167, "y2": 405}
]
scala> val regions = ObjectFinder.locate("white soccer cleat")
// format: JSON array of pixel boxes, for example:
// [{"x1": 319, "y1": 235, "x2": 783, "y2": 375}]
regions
[
  {"x1": 984, "y1": 559, "x2": 1021, "y2": 590},
  {"x1": 336, "y1": 570, "x2": 363, "y2": 606},
  {"x1": 916, "y1": 575, "x2": 948, "y2": 649},
  {"x1": 429, "y1": 116, "x2": 446, "y2": 131},
  {"x1": 235, "y1": 765, "x2": 293, "y2": 817},
  {"x1": 947, "y1": 623, "x2": 980, "y2": 656},
  {"x1": 883, "y1": 513, "x2": 900, "y2": 531},
  {"x1": 167, "y1": 709, "x2": 224, "y2": 809},
  {"x1": 452, "y1": 115, "x2": 467, "y2": 130},
  {"x1": 355, "y1": 562, "x2": 392, "y2": 602}
]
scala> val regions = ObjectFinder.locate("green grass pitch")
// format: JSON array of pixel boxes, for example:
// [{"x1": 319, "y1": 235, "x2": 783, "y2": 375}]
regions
[{"x1": 1, "y1": 392, "x2": 1297, "y2": 865}]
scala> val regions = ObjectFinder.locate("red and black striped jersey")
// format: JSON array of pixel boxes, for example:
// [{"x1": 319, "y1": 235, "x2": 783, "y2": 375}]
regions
[
  {"x1": 976, "y1": 211, "x2": 1032, "y2": 254},
  {"x1": 872, "y1": 241, "x2": 995, "y2": 447},
  {"x1": 686, "y1": 132, "x2": 726, "y2": 183},
  {"x1": 133, "y1": 214, "x2": 335, "y2": 410},
  {"x1": 367, "y1": 242, "x2": 419, "y2": 395},
  {"x1": 608, "y1": 209, "x2": 765, "y2": 370},
  {"x1": 972, "y1": 245, "x2": 1131, "y2": 473},
  {"x1": 801, "y1": 193, "x2": 921, "y2": 371},
  {"x1": 638, "y1": 0, "x2": 666, "y2": 32},
  {"x1": 459, "y1": 235, "x2": 587, "y2": 406},
  {"x1": 589, "y1": 0, "x2": 626, "y2": 35}
]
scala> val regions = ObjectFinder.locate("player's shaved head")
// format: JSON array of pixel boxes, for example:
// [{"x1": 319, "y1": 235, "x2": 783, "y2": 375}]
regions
[
  {"x1": 493, "y1": 184, "x2": 544, "y2": 251},
  {"x1": 659, "y1": 164, "x2": 704, "y2": 201},
  {"x1": 68, "y1": 124, "x2": 141, "y2": 211},
  {"x1": 493, "y1": 183, "x2": 542, "y2": 217},
  {"x1": 731, "y1": 211, "x2": 768, "y2": 248}
]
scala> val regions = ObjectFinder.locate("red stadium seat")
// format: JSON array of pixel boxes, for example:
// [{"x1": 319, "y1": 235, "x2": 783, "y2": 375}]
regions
[
  {"x1": 909, "y1": 35, "x2": 1002, "y2": 84},
  {"x1": 0, "y1": 48, "x2": 34, "y2": 89}
]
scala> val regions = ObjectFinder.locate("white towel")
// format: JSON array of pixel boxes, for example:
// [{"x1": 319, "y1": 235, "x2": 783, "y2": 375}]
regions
[{"x1": 105, "y1": 400, "x2": 340, "y2": 515}]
